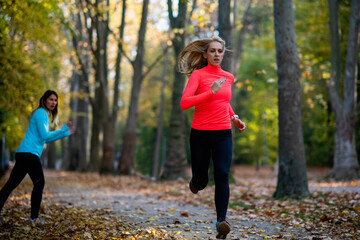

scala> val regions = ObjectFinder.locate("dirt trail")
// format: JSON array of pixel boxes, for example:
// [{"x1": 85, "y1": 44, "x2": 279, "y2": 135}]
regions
[
  {"x1": 2, "y1": 167, "x2": 360, "y2": 239},
  {"x1": 47, "y1": 187, "x2": 310, "y2": 239}
]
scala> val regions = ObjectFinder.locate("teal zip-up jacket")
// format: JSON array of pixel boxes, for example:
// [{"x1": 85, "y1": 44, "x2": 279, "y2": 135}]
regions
[{"x1": 17, "y1": 107, "x2": 70, "y2": 157}]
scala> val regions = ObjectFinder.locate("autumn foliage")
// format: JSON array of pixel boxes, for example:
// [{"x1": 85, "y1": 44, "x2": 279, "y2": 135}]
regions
[{"x1": 0, "y1": 166, "x2": 360, "y2": 239}]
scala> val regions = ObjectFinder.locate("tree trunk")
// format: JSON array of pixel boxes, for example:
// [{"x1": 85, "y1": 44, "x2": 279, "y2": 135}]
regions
[
  {"x1": 61, "y1": 138, "x2": 70, "y2": 170},
  {"x1": 75, "y1": 90, "x2": 89, "y2": 171},
  {"x1": 118, "y1": 0, "x2": 149, "y2": 175},
  {"x1": 69, "y1": 4, "x2": 90, "y2": 172},
  {"x1": 46, "y1": 126, "x2": 57, "y2": 169},
  {"x1": 100, "y1": 0, "x2": 126, "y2": 173},
  {"x1": 89, "y1": 100, "x2": 102, "y2": 171},
  {"x1": 96, "y1": 0, "x2": 112, "y2": 174},
  {"x1": 160, "y1": 0, "x2": 188, "y2": 180},
  {"x1": 47, "y1": 141, "x2": 57, "y2": 169},
  {"x1": 89, "y1": 6, "x2": 108, "y2": 171},
  {"x1": 67, "y1": 71, "x2": 89, "y2": 171},
  {"x1": 64, "y1": 0, "x2": 90, "y2": 172},
  {"x1": 218, "y1": 0, "x2": 252, "y2": 172},
  {"x1": 152, "y1": 47, "x2": 168, "y2": 180},
  {"x1": 273, "y1": 0, "x2": 309, "y2": 197},
  {"x1": 74, "y1": 0, "x2": 105, "y2": 173},
  {"x1": 327, "y1": 0, "x2": 360, "y2": 180},
  {"x1": 218, "y1": 0, "x2": 232, "y2": 72},
  {"x1": 89, "y1": 21, "x2": 107, "y2": 172},
  {"x1": 119, "y1": 62, "x2": 143, "y2": 174},
  {"x1": 101, "y1": 119, "x2": 115, "y2": 173},
  {"x1": 231, "y1": 0, "x2": 252, "y2": 75},
  {"x1": 101, "y1": 0, "x2": 126, "y2": 174}
]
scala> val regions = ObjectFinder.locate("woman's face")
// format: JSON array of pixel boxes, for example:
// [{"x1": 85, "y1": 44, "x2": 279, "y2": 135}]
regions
[
  {"x1": 203, "y1": 41, "x2": 224, "y2": 66},
  {"x1": 45, "y1": 94, "x2": 58, "y2": 111}
]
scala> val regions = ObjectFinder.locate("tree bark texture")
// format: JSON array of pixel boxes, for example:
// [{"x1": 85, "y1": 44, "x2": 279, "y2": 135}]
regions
[
  {"x1": 218, "y1": 0, "x2": 252, "y2": 171},
  {"x1": 152, "y1": 47, "x2": 168, "y2": 180},
  {"x1": 160, "y1": 0, "x2": 188, "y2": 180},
  {"x1": 47, "y1": 141, "x2": 56, "y2": 169},
  {"x1": 218, "y1": 0, "x2": 232, "y2": 73},
  {"x1": 100, "y1": 0, "x2": 126, "y2": 174},
  {"x1": 231, "y1": 0, "x2": 252, "y2": 75},
  {"x1": 89, "y1": 97, "x2": 102, "y2": 172},
  {"x1": 273, "y1": 0, "x2": 309, "y2": 197},
  {"x1": 119, "y1": 0, "x2": 149, "y2": 175},
  {"x1": 85, "y1": 0, "x2": 109, "y2": 172},
  {"x1": 68, "y1": 71, "x2": 89, "y2": 171},
  {"x1": 118, "y1": 61, "x2": 144, "y2": 174},
  {"x1": 72, "y1": 88, "x2": 89, "y2": 172},
  {"x1": 327, "y1": 0, "x2": 360, "y2": 180},
  {"x1": 88, "y1": 5, "x2": 109, "y2": 171},
  {"x1": 101, "y1": 119, "x2": 115, "y2": 173},
  {"x1": 101, "y1": 0, "x2": 126, "y2": 174},
  {"x1": 62, "y1": 0, "x2": 90, "y2": 171}
]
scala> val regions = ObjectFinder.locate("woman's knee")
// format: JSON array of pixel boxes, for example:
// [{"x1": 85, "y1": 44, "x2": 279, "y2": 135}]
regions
[
  {"x1": 33, "y1": 177, "x2": 45, "y2": 189},
  {"x1": 214, "y1": 170, "x2": 229, "y2": 183}
]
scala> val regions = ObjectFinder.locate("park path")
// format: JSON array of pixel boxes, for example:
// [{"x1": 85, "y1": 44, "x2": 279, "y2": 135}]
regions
[
  {"x1": 47, "y1": 186, "x2": 311, "y2": 239},
  {"x1": 40, "y1": 167, "x2": 360, "y2": 239}
]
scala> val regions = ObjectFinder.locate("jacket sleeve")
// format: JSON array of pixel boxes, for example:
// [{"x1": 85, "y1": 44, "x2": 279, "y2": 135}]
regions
[
  {"x1": 228, "y1": 75, "x2": 236, "y2": 117},
  {"x1": 228, "y1": 104, "x2": 235, "y2": 117},
  {"x1": 180, "y1": 71, "x2": 213, "y2": 110},
  {"x1": 34, "y1": 109, "x2": 70, "y2": 143}
]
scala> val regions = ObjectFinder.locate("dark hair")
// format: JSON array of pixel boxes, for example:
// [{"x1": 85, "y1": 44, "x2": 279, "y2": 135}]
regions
[{"x1": 33, "y1": 90, "x2": 59, "y2": 123}]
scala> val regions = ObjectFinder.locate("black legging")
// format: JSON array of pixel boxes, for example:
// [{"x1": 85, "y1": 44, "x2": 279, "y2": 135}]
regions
[
  {"x1": 0, "y1": 153, "x2": 45, "y2": 219},
  {"x1": 190, "y1": 128, "x2": 232, "y2": 220}
]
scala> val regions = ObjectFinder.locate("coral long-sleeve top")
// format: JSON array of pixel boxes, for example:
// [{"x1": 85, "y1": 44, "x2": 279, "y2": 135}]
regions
[{"x1": 180, "y1": 64, "x2": 235, "y2": 130}]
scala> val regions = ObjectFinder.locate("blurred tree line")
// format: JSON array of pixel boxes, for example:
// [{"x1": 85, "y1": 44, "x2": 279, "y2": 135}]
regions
[{"x1": 0, "y1": 0, "x2": 359, "y2": 182}]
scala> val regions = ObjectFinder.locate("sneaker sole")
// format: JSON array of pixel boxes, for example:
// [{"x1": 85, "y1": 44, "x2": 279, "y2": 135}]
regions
[{"x1": 216, "y1": 222, "x2": 230, "y2": 239}]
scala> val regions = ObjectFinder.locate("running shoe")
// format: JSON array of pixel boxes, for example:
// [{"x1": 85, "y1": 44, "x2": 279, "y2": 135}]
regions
[
  {"x1": 216, "y1": 218, "x2": 230, "y2": 239},
  {"x1": 189, "y1": 180, "x2": 198, "y2": 194},
  {"x1": 29, "y1": 217, "x2": 44, "y2": 225}
]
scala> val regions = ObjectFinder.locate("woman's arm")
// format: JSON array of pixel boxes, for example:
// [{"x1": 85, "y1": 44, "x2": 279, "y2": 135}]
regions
[
  {"x1": 228, "y1": 104, "x2": 235, "y2": 117},
  {"x1": 229, "y1": 104, "x2": 246, "y2": 133},
  {"x1": 180, "y1": 72, "x2": 214, "y2": 110},
  {"x1": 44, "y1": 125, "x2": 70, "y2": 143},
  {"x1": 34, "y1": 109, "x2": 70, "y2": 143}
]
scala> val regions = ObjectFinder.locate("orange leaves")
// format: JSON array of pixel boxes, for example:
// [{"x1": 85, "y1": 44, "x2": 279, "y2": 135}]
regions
[
  {"x1": 1, "y1": 166, "x2": 360, "y2": 239},
  {"x1": 264, "y1": 210, "x2": 273, "y2": 217},
  {"x1": 226, "y1": 167, "x2": 360, "y2": 239},
  {"x1": 180, "y1": 211, "x2": 189, "y2": 217},
  {"x1": 0, "y1": 201, "x2": 174, "y2": 239}
]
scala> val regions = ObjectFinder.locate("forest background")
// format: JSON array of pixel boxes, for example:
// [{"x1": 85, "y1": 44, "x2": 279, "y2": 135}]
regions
[{"x1": 0, "y1": 0, "x2": 359, "y2": 181}]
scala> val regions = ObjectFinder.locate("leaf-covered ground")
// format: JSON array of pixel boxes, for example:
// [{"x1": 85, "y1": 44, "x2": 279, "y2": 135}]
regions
[{"x1": 0, "y1": 166, "x2": 359, "y2": 239}]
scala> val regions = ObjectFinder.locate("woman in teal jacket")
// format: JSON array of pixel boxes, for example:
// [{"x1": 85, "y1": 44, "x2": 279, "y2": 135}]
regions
[{"x1": 0, "y1": 90, "x2": 75, "y2": 224}]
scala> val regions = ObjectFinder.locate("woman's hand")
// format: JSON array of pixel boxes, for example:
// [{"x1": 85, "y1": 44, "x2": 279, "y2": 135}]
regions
[
  {"x1": 66, "y1": 121, "x2": 76, "y2": 135},
  {"x1": 211, "y1": 77, "x2": 227, "y2": 94},
  {"x1": 231, "y1": 115, "x2": 246, "y2": 133}
]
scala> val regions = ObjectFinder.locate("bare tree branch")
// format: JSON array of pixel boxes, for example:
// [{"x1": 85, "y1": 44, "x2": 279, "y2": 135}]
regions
[
  {"x1": 142, "y1": 44, "x2": 171, "y2": 79},
  {"x1": 232, "y1": 0, "x2": 252, "y2": 73}
]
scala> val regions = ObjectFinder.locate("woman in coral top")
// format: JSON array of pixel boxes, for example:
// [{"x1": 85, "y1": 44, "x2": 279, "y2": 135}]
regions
[{"x1": 179, "y1": 36, "x2": 246, "y2": 239}]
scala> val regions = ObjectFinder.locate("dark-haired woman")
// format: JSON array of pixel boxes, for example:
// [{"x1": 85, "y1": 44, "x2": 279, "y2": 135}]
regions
[
  {"x1": 0, "y1": 90, "x2": 75, "y2": 224},
  {"x1": 179, "y1": 36, "x2": 246, "y2": 239}
]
